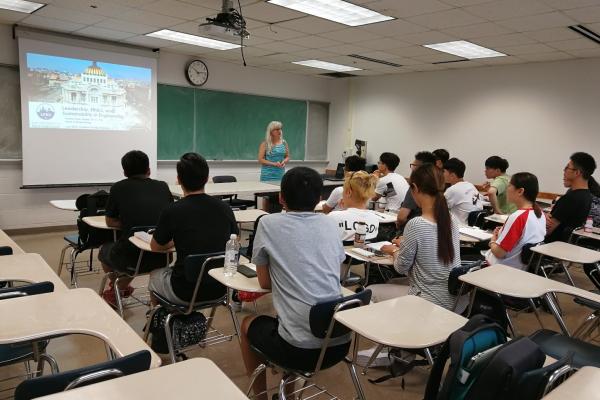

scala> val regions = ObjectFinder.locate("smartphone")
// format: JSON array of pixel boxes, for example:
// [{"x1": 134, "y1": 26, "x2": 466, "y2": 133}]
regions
[{"x1": 238, "y1": 264, "x2": 257, "y2": 278}]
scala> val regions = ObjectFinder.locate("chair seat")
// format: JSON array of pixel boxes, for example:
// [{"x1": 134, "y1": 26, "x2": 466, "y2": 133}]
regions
[
  {"x1": 151, "y1": 291, "x2": 227, "y2": 312},
  {"x1": 573, "y1": 293, "x2": 600, "y2": 310},
  {"x1": 249, "y1": 343, "x2": 347, "y2": 375},
  {"x1": 529, "y1": 329, "x2": 600, "y2": 369},
  {"x1": 0, "y1": 343, "x2": 35, "y2": 367},
  {"x1": 63, "y1": 233, "x2": 79, "y2": 246},
  {"x1": 230, "y1": 199, "x2": 256, "y2": 208}
]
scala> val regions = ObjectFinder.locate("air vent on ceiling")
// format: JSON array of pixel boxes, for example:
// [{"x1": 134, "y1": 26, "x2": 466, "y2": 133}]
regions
[
  {"x1": 320, "y1": 72, "x2": 357, "y2": 78},
  {"x1": 432, "y1": 59, "x2": 468, "y2": 65},
  {"x1": 348, "y1": 54, "x2": 402, "y2": 67},
  {"x1": 569, "y1": 25, "x2": 600, "y2": 45}
]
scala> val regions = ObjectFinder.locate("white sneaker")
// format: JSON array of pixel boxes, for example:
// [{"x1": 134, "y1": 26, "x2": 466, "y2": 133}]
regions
[
  {"x1": 356, "y1": 346, "x2": 390, "y2": 367},
  {"x1": 231, "y1": 300, "x2": 242, "y2": 312}
]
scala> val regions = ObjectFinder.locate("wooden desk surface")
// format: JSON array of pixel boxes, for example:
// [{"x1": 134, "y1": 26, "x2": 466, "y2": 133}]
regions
[
  {"x1": 542, "y1": 367, "x2": 600, "y2": 400},
  {"x1": 82, "y1": 216, "x2": 118, "y2": 230},
  {"x1": 233, "y1": 209, "x2": 268, "y2": 223},
  {"x1": 128, "y1": 236, "x2": 175, "y2": 254},
  {"x1": 531, "y1": 241, "x2": 600, "y2": 264},
  {"x1": 37, "y1": 358, "x2": 248, "y2": 400},
  {"x1": 345, "y1": 247, "x2": 394, "y2": 266},
  {"x1": 0, "y1": 229, "x2": 25, "y2": 254},
  {"x1": 49, "y1": 200, "x2": 77, "y2": 211},
  {"x1": 0, "y1": 288, "x2": 161, "y2": 368},
  {"x1": 169, "y1": 181, "x2": 280, "y2": 198},
  {"x1": 0, "y1": 253, "x2": 67, "y2": 291},
  {"x1": 572, "y1": 228, "x2": 600, "y2": 242},
  {"x1": 460, "y1": 264, "x2": 600, "y2": 303},
  {"x1": 484, "y1": 214, "x2": 508, "y2": 224},
  {"x1": 335, "y1": 295, "x2": 467, "y2": 349}
]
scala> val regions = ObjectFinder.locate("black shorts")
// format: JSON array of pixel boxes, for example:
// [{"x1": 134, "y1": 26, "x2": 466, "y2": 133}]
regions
[
  {"x1": 99, "y1": 241, "x2": 169, "y2": 274},
  {"x1": 247, "y1": 315, "x2": 350, "y2": 373}
]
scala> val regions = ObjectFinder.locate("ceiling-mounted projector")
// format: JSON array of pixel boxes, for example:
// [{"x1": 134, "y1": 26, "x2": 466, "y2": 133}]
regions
[{"x1": 199, "y1": 0, "x2": 249, "y2": 40}]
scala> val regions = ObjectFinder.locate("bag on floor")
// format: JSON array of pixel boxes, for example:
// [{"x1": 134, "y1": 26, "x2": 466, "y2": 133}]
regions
[
  {"x1": 149, "y1": 308, "x2": 208, "y2": 354},
  {"x1": 368, "y1": 348, "x2": 429, "y2": 387}
]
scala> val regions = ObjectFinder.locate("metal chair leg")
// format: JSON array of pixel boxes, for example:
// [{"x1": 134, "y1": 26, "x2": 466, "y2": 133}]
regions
[
  {"x1": 143, "y1": 306, "x2": 162, "y2": 343},
  {"x1": 361, "y1": 343, "x2": 384, "y2": 375},
  {"x1": 227, "y1": 300, "x2": 242, "y2": 343},
  {"x1": 57, "y1": 244, "x2": 70, "y2": 276},
  {"x1": 347, "y1": 334, "x2": 367, "y2": 400},
  {"x1": 246, "y1": 363, "x2": 267, "y2": 397},
  {"x1": 98, "y1": 272, "x2": 110, "y2": 295},
  {"x1": 278, "y1": 374, "x2": 295, "y2": 400},
  {"x1": 529, "y1": 299, "x2": 545, "y2": 329},
  {"x1": 562, "y1": 263, "x2": 576, "y2": 287},
  {"x1": 114, "y1": 275, "x2": 125, "y2": 318},
  {"x1": 163, "y1": 313, "x2": 177, "y2": 364}
]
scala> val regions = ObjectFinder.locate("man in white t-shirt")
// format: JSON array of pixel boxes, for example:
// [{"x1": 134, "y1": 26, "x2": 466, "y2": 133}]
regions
[
  {"x1": 443, "y1": 158, "x2": 483, "y2": 226},
  {"x1": 328, "y1": 208, "x2": 379, "y2": 242},
  {"x1": 372, "y1": 152, "x2": 409, "y2": 212},
  {"x1": 323, "y1": 155, "x2": 366, "y2": 214}
]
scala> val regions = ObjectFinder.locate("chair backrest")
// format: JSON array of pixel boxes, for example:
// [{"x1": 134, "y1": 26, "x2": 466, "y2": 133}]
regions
[
  {"x1": 212, "y1": 175, "x2": 237, "y2": 184},
  {"x1": 468, "y1": 210, "x2": 489, "y2": 228},
  {"x1": 0, "y1": 281, "x2": 54, "y2": 300},
  {"x1": 448, "y1": 262, "x2": 483, "y2": 296},
  {"x1": 244, "y1": 214, "x2": 267, "y2": 259},
  {"x1": 309, "y1": 289, "x2": 372, "y2": 340},
  {"x1": 334, "y1": 163, "x2": 345, "y2": 178},
  {"x1": 522, "y1": 241, "x2": 544, "y2": 266},
  {"x1": 76, "y1": 190, "x2": 113, "y2": 247},
  {"x1": 14, "y1": 350, "x2": 151, "y2": 400},
  {"x1": 514, "y1": 353, "x2": 572, "y2": 400},
  {"x1": 184, "y1": 253, "x2": 227, "y2": 311},
  {"x1": 0, "y1": 246, "x2": 13, "y2": 256}
]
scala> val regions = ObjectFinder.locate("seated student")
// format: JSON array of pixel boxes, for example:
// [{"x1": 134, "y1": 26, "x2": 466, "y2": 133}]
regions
[
  {"x1": 373, "y1": 164, "x2": 461, "y2": 310},
  {"x1": 546, "y1": 152, "x2": 596, "y2": 242},
  {"x1": 396, "y1": 151, "x2": 437, "y2": 231},
  {"x1": 149, "y1": 153, "x2": 237, "y2": 305},
  {"x1": 372, "y1": 152, "x2": 409, "y2": 212},
  {"x1": 322, "y1": 155, "x2": 366, "y2": 214},
  {"x1": 327, "y1": 171, "x2": 379, "y2": 242},
  {"x1": 484, "y1": 173, "x2": 546, "y2": 270},
  {"x1": 98, "y1": 150, "x2": 173, "y2": 304},
  {"x1": 443, "y1": 157, "x2": 483, "y2": 226},
  {"x1": 433, "y1": 148, "x2": 450, "y2": 170},
  {"x1": 482, "y1": 156, "x2": 517, "y2": 215},
  {"x1": 239, "y1": 167, "x2": 347, "y2": 399}
]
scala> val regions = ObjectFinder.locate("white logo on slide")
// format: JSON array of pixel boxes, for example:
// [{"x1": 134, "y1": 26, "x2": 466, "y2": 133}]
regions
[{"x1": 36, "y1": 104, "x2": 55, "y2": 120}]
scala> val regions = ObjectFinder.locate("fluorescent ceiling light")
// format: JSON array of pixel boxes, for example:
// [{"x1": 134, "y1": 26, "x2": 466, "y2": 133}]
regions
[
  {"x1": 0, "y1": 0, "x2": 45, "y2": 13},
  {"x1": 146, "y1": 29, "x2": 241, "y2": 51},
  {"x1": 424, "y1": 40, "x2": 506, "y2": 59},
  {"x1": 292, "y1": 60, "x2": 361, "y2": 72},
  {"x1": 267, "y1": 0, "x2": 394, "y2": 27}
]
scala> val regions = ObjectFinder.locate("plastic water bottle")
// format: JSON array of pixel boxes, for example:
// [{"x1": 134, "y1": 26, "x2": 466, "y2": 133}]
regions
[
  {"x1": 224, "y1": 234, "x2": 240, "y2": 277},
  {"x1": 584, "y1": 216, "x2": 594, "y2": 233}
]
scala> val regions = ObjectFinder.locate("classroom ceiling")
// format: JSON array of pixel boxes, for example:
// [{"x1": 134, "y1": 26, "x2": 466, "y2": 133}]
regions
[{"x1": 2, "y1": 0, "x2": 600, "y2": 77}]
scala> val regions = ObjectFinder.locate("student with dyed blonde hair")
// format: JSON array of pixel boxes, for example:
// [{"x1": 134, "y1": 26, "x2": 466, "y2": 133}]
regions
[
  {"x1": 328, "y1": 171, "x2": 380, "y2": 242},
  {"x1": 258, "y1": 121, "x2": 290, "y2": 182}
]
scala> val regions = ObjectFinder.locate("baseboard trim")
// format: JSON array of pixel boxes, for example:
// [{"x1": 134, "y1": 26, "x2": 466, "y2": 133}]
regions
[{"x1": 5, "y1": 225, "x2": 77, "y2": 236}]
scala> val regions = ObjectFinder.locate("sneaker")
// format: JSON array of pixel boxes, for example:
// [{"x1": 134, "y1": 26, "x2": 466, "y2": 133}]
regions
[
  {"x1": 102, "y1": 287, "x2": 117, "y2": 307},
  {"x1": 356, "y1": 346, "x2": 390, "y2": 367},
  {"x1": 121, "y1": 285, "x2": 135, "y2": 298},
  {"x1": 231, "y1": 300, "x2": 242, "y2": 312}
]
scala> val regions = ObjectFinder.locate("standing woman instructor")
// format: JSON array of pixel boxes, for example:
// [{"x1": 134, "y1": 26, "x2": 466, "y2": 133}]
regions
[{"x1": 258, "y1": 121, "x2": 290, "y2": 212}]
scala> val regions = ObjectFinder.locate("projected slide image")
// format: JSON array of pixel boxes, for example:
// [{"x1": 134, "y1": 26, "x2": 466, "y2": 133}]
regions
[{"x1": 25, "y1": 53, "x2": 152, "y2": 131}]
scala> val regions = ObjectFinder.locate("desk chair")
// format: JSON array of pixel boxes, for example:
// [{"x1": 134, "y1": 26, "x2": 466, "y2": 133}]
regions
[
  {"x1": 144, "y1": 253, "x2": 239, "y2": 364},
  {"x1": 246, "y1": 290, "x2": 371, "y2": 400},
  {"x1": 468, "y1": 209, "x2": 490, "y2": 229},
  {"x1": 530, "y1": 329, "x2": 600, "y2": 369},
  {"x1": 57, "y1": 192, "x2": 113, "y2": 287},
  {"x1": 14, "y1": 350, "x2": 151, "y2": 400},
  {"x1": 212, "y1": 176, "x2": 256, "y2": 210},
  {"x1": 0, "y1": 282, "x2": 58, "y2": 395},
  {"x1": 516, "y1": 354, "x2": 573, "y2": 400}
]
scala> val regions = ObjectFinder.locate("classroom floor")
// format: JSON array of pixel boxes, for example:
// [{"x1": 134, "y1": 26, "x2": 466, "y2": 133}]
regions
[{"x1": 2, "y1": 229, "x2": 599, "y2": 400}]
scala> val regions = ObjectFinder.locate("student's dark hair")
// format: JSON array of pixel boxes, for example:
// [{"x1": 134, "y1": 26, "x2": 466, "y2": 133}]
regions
[
  {"x1": 344, "y1": 155, "x2": 366, "y2": 172},
  {"x1": 589, "y1": 177, "x2": 600, "y2": 197},
  {"x1": 121, "y1": 150, "x2": 149, "y2": 177},
  {"x1": 379, "y1": 152, "x2": 400, "y2": 171},
  {"x1": 176, "y1": 152, "x2": 209, "y2": 191},
  {"x1": 443, "y1": 157, "x2": 466, "y2": 178},
  {"x1": 281, "y1": 167, "x2": 322, "y2": 211},
  {"x1": 570, "y1": 152, "x2": 597, "y2": 180},
  {"x1": 510, "y1": 172, "x2": 542, "y2": 218},
  {"x1": 410, "y1": 164, "x2": 454, "y2": 264},
  {"x1": 485, "y1": 156, "x2": 509, "y2": 173},
  {"x1": 414, "y1": 151, "x2": 437, "y2": 165},
  {"x1": 433, "y1": 149, "x2": 450, "y2": 164}
]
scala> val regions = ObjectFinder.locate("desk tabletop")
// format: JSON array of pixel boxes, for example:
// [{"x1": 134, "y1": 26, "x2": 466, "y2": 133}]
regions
[
  {"x1": 542, "y1": 367, "x2": 600, "y2": 400},
  {"x1": 128, "y1": 236, "x2": 175, "y2": 253},
  {"x1": 459, "y1": 264, "x2": 600, "y2": 303},
  {"x1": 335, "y1": 295, "x2": 467, "y2": 349},
  {"x1": 82, "y1": 216, "x2": 118, "y2": 230},
  {"x1": 37, "y1": 358, "x2": 248, "y2": 400},
  {"x1": 208, "y1": 266, "x2": 269, "y2": 293},
  {"x1": 345, "y1": 247, "x2": 394, "y2": 266},
  {"x1": 233, "y1": 209, "x2": 268, "y2": 223},
  {"x1": 484, "y1": 214, "x2": 508, "y2": 224},
  {"x1": 531, "y1": 241, "x2": 600, "y2": 264},
  {"x1": 0, "y1": 229, "x2": 25, "y2": 254},
  {"x1": 572, "y1": 228, "x2": 600, "y2": 242},
  {"x1": 0, "y1": 288, "x2": 161, "y2": 368},
  {"x1": 0, "y1": 253, "x2": 67, "y2": 291},
  {"x1": 49, "y1": 200, "x2": 77, "y2": 211},
  {"x1": 169, "y1": 181, "x2": 280, "y2": 198}
]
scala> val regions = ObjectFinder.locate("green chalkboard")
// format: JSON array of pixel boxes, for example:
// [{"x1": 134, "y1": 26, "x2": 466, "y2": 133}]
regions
[
  {"x1": 157, "y1": 84, "x2": 195, "y2": 160},
  {"x1": 157, "y1": 84, "x2": 307, "y2": 160}
]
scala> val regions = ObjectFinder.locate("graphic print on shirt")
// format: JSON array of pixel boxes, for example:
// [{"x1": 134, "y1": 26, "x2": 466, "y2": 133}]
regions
[
  {"x1": 383, "y1": 182, "x2": 397, "y2": 198},
  {"x1": 337, "y1": 220, "x2": 378, "y2": 235},
  {"x1": 472, "y1": 192, "x2": 481, "y2": 206}
]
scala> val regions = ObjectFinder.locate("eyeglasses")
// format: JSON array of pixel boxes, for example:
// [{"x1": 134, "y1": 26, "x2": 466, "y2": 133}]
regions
[
  {"x1": 563, "y1": 166, "x2": 578, "y2": 172},
  {"x1": 409, "y1": 163, "x2": 419, "y2": 169}
]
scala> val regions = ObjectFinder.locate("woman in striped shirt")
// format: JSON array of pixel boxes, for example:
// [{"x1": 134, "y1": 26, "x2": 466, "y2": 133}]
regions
[{"x1": 371, "y1": 164, "x2": 461, "y2": 310}]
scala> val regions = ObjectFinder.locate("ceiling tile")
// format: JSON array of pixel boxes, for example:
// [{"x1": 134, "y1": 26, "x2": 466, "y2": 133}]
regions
[
  {"x1": 285, "y1": 35, "x2": 343, "y2": 48},
  {"x1": 446, "y1": 60, "x2": 484, "y2": 68},
  {"x1": 359, "y1": 18, "x2": 430, "y2": 36},
  {"x1": 524, "y1": 27, "x2": 582, "y2": 42},
  {"x1": 386, "y1": 45, "x2": 444, "y2": 57},
  {"x1": 104, "y1": 0, "x2": 159, "y2": 7},
  {"x1": 473, "y1": 32, "x2": 539, "y2": 47},
  {"x1": 476, "y1": 55, "x2": 524, "y2": 64},
  {"x1": 288, "y1": 48, "x2": 337, "y2": 59},
  {"x1": 242, "y1": 57, "x2": 282, "y2": 66},
  {"x1": 318, "y1": 28, "x2": 382, "y2": 43},
  {"x1": 540, "y1": 0, "x2": 600, "y2": 11},
  {"x1": 405, "y1": 63, "x2": 447, "y2": 71},
  {"x1": 122, "y1": 35, "x2": 180, "y2": 48},
  {"x1": 167, "y1": 43, "x2": 220, "y2": 55},
  {"x1": 343, "y1": 50, "x2": 402, "y2": 62},
  {"x1": 95, "y1": 18, "x2": 158, "y2": 35},
  {"x1": 564, "y1": 6, "x2": 600, "y2": 23},
  {"x1": 366, "y1": 0, "x2": 453, "y2": 18},
  {"x1": 35, "y1": 5, "x2": 106, "y2": 25},
  {"x1": 321, "y1": 43, "x2": 371, "y2": 55},
  {"x1": 497, "y1": 43, "x2": 556, "y2": 55},
  {"x1": 442, "y1": 22, "x2": 514, "y2": 38},
  {"x1": 547, "y1": 38, "x2": 600, "y2": 50},
  {"x1": 250, "y1": 25, "x2": 306, "y2": 41},
  {"x1": 497, "y1": 12, "x2": 577, "y2": 32},
  {"x1": 407, "y1": 9, "x2": 486, "y2": 29},
  {"x1": 75, "y1": 26, "x2": 136, "y2": 41},
  {"x1": 355, "y1": 37, "x2": 412, "y2": 50},
  {"x1": 439, "y1": 0, "x2": 495, "y2": 6},
  {"x1": 243, "y1": 18, "x2": 268, "y2": 30},
  {"x1": 517, "y1": 52, "x2": 574, "y2": 61},
  {"x1": 21, "y1": 14, "x2": 86, "y2": 33},
  {"x1": 238, "y1": 2, "x2": 305, "y2": 23},
  {"x1": 566, "y1": 47, "x2": 600, "y2": 56},
  {"x1": 49, "y1": 0, "x2": 135, "y2": 19},
  {"x1": 118, "y1": 9, "x2": 186, "y2": 27},
  {"x1": 412, "y1": 52, "x2": 465, "y2": 63},
  {"x1": 142, "y1": 0, "x2": 216, "y2": 21},
  {"x1": 276, "y1": 16, "x2": 344, "y2": 34},
  {"x1": 464, "y1": 0, "x2": 554, "y2": 21},
  {"x1": 0, "y1": 9, "x2": 25, "y2": 24},
  {"x1": 239, "y1": 46, "x2": 274, "y2": 57},
  {"x1": 400, "y1": 30, "x2": 458, "y2": 45},
  {"x1": 255, "y1": 41, "x2": 307, "y2": 53}
]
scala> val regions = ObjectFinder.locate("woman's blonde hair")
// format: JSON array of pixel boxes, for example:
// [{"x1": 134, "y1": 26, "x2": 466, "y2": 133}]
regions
[
  {"x1": 265, "y1": 121, "x2": 283, "y2": 154},
  {"x1": 344, "y1": 171, "x2": 378, "y2": 204}
]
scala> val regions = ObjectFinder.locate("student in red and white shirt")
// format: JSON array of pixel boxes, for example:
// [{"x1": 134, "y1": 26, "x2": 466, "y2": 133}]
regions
[{"x1": 485, "y1": 172, "x2": 546, "y2": 270}]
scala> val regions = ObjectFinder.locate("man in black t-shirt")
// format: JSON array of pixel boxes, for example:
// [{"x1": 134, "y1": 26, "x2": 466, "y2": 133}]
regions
[
  {"x1": 546, "y1": 152, "x2": 596, "y2": 242},
  {"x1": 149, "y1": 152, "x2": 238, "y2": 305},
  {"x1": 99, "y1": 150, "x2": 173, "y2": 305}
]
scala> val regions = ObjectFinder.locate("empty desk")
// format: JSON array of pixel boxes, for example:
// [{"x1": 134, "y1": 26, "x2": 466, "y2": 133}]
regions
[
  {"x1": 0, "y1": 229, "x2": 25, "y2": 254},
  {"x1": 542, "y1": 366, "x2": 600, "y2": 400},
  {"x1": 0, "y1": 253, "x2": 67, "y2": 291}
]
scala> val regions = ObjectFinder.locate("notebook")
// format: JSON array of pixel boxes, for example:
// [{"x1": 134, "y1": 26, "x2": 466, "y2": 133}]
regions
[
  {"x1": 133, "y1": 231, "x2": 152, "y2": 243},
  {"x1": 459, "y1": 227, "x2": 493, "y2": 241}
]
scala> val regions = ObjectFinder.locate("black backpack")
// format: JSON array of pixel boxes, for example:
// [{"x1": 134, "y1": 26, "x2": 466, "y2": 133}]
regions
[
  {"x1": 75, "y1": 190, "x2": 113, "y2": 247},
  {"x1": 424, "y1": 314, "x2": 508, "y2": 400}
]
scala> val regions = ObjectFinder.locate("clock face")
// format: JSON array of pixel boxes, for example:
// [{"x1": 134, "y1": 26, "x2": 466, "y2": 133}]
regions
[{"x1": 186, "y1": 60, "x2": 208, "y2": 86}]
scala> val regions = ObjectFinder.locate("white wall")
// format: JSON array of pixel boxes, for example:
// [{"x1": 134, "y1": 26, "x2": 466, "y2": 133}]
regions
[
  {"x1": 0, "y1": 24, "x2": 331, "y2": 229},
  {"x1": 336, "y1": 57, "x2": 600, "y2": 193}
]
